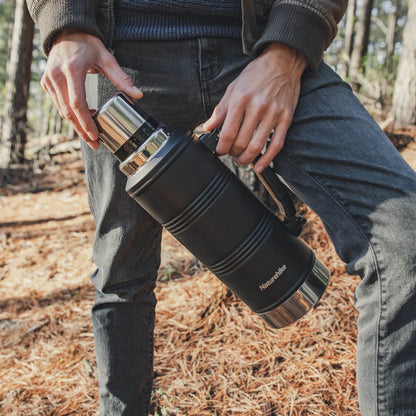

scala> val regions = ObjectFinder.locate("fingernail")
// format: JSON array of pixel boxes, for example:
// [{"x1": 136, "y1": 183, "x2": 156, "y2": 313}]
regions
[
  {"x1": 133, "y1": 86, "x2": 143, "y2": 97},
  {"x1": 254, "y1": 164, "x2": 265, "y2": 173},
  {"x1": 203, "y1": 119, "x2": 212, "y2": 131},
  {"x1": 86, "y1": 138, "x2": 99, "y2": 150}
]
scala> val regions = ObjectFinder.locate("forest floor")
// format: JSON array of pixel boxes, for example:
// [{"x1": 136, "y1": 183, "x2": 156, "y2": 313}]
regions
[{"x1": 0, "y1": 126, "x2": 415, "y2": 416}]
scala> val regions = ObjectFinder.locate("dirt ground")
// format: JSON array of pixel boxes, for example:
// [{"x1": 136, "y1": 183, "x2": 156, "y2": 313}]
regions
[{"x1": 0, "y1": 129, "x2": 415, "y2": 416}]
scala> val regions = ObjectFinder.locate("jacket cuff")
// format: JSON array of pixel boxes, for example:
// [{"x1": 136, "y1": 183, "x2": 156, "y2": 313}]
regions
[
  {"x1": 253, "y1": 3, "x2": 333, "y2": 74},
  {"x1": 31, "y1": 2, "x2": 103, "y2": 55}
]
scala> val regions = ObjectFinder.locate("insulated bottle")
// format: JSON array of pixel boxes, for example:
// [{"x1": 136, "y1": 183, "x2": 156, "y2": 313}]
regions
[{"x1": 93, "y1": 93, "x2": 329, "y2": 328}]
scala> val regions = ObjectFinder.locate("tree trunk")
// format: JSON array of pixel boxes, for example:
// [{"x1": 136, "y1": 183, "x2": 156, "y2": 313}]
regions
[
  {"x1": 340, "y1": 0, "x2": 356, "y2": 80},
  {"x1": 349, "y1": 0, "x2": 374, "y2": 91},
  {"x1": 393, "y1": 0, "x2": 416, "y2": 126},
  {"x1": 0, "y1": 0, "x2": 34, "y2": 173},
  {"x1": 385, "y1": 6, "x2": 397, "y2": 75},
  {"x1": 54, "y1": 110, "x2": 63, "y2": 135},
  {"x1": 49, "y1": 104, "x2": 60, "y2": 135},
  {"x1": 40, "y1": 96, "x2": 52, "y2": 137}
]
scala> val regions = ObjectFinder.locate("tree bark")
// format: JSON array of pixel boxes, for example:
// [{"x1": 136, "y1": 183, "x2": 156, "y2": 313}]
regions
[
  {"x1": 340, "y1": 0, "x2": 356, "y2": 80},
  {"x1": 49, "y1": 104, "x2": 60, "y2": 135},
  {"x1": 385, "y1": 6, "x2": 397, "y2": 75},
  {"x1": 393, "y1": 0, "x2": 416, "y2": 126},
  {"x1": 0, "y1": 0, "x2": 34, "y2": 173},
  {"x1": 349, "y1": 0, "x2": 374, "y2": 91},
  {"x1": 40, "y1": 96, "x2": 52, "y2": 137},
  {"x1": 54, "y1": 109, "x2": 63, "y2": 135}
]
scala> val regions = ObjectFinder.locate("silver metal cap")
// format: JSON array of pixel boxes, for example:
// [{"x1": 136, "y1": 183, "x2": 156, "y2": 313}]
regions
[
  {"x1": 119, "y1": 128, "x2": 169, "y2": 177},
  {"x1": 93, "y1": 94, "x2": 148, "y2": 153},
  {"x1": 259, "y1": 258, "x2": 329, "y2": 328}
]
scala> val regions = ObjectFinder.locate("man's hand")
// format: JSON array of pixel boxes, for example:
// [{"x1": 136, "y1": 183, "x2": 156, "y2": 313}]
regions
[
  {"x1": 203, "y1": 43, "x2": 307, "y2": 173},
  {"x1": 41, "y1": 31, "x2": 143, "y2": 149}
]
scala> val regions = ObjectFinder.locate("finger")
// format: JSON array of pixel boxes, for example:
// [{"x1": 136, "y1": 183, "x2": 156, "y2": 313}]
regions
[
  {"x1": 69, "y1": 116, "x2": 100, "y2": 150},
  {"x1": 49, "y1": 70, "x2": 92, "y2": 143},
  {"x1": 215, "y1": 94, "x2": 245, "y2": 156},
  {"x1": 253, "y1": 121, "x2": 291, "y2": 173},
  {"x1": 70, "y1": 114, "x2": 100, "y2": 149},
  {"x1": 229, "y1": 113, "x2": 259, "y2": 158},
  {"x1": 47, "y1": 68, "x2": 72, "y2": 120},
  {"x1": 234, "y1": 117, "x2": 274, "y2": 165},
  {"x1": 216, "y1": 109, "x2": 244, "y2": 155},
  {"x1": 101, "y1": 53, "x2": 143, "y2": 99},
  {"x1": 42, "y1": 71, "x2": 69, "y2": 121},
  {"x1": 66, "y1": 71, "x2": 99, "y2": 141},
  {"x1": 203, "y1": 105, "x2": 226, "y2": 132},
  {"x1": 203, "y1": 82, "x2": 234, "y2": 132},
  {"x1": 48, "y1": 73, "x2": 98, "y2": 148},
  {"x1": 41, "y1": 76, "x2": 63, "y2": 118},
  {"x1": 83, "y1": 136, "x2": 101, "y2": 150},
  {"x1": 229, "y1": 94, "x2": 279, "y2": 160}
]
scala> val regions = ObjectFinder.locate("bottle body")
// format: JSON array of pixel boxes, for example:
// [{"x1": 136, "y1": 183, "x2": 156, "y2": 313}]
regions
[{"x1": 126, "y1": 130, "x2": 328, "y2": 327}]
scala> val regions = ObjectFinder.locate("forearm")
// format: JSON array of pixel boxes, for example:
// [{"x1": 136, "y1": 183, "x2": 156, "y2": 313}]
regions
[{"x1": 26, "y1": 0, "x2": 103, "y2": 55}]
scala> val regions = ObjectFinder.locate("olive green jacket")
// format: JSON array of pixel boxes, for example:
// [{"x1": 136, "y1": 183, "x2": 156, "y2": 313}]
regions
[{"x1": 26, "y1": 0, "x2": 347, "y2": 72}]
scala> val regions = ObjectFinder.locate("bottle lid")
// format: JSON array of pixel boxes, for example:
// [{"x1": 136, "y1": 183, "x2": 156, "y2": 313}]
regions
[{"x1": 93, "y1": 93, "x2": 155, "y2": 154}]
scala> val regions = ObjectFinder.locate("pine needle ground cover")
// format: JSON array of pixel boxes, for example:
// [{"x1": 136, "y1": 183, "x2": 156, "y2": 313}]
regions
[{"x1": 1, "y1": 135, "x2": 414, "y2": 415}]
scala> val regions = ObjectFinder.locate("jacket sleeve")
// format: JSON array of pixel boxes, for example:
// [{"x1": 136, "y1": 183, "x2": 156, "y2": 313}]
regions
[
  {"x1": 26, "y1": 0, "x2": 103, "y2": 55},
  {"x1": 252, "y1": 0, "x2": 347, "y2": 73}
]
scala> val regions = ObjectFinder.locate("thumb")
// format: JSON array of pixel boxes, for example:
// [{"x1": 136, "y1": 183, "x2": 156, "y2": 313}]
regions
[{"x1": 102, "y1": 54, "x2": 143, "y2": 99}]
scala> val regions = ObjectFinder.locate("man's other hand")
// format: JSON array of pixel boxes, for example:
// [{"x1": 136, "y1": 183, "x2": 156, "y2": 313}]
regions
[{"x1": 203, "y1": 43, "x2": 307, "y2": 173}]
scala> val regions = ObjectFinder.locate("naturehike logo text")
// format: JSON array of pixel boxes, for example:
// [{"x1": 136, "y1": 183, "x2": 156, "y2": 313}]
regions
[{"x1": 259, "y1": 265, "x2": 287, "y2": 291}]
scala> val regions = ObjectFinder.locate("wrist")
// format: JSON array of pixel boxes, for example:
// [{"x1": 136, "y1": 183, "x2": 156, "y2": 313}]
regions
[
  {"x1": 262, "y1": 42, "x2": 308, "y2": 77},
  {"x1": 51, "y1": 29, "x2": 95, "y2": 49}
]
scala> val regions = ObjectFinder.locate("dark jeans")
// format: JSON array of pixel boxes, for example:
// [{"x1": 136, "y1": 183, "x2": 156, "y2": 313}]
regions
[{"x1": 82, "y1": 38, "x2": 416, "y2": 415}]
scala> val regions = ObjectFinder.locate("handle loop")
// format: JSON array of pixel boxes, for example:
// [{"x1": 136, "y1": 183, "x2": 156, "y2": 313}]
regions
[{"x1": 199, "y1": 129, "x2": 305, "y2": 236}]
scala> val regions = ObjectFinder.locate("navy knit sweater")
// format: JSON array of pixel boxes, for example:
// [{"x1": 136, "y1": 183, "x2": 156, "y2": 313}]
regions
[{"x1": 114, "y1": 0, "x2": 242, "y2": 41}]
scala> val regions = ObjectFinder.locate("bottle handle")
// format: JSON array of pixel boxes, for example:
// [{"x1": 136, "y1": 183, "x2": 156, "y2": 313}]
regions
[{"x1": 199, "y1": 129, "x2": 305, "y2": 236}]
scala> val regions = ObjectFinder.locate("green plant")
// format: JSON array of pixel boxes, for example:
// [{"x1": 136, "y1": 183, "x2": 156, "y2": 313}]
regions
[{"x1": 151, "y1": 387, "x2": 180, "y2": 416}]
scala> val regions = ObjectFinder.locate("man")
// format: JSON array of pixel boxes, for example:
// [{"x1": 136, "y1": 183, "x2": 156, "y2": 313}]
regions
[{"x1": 26, "y1": 1, "x2": 416, "y2": 415}]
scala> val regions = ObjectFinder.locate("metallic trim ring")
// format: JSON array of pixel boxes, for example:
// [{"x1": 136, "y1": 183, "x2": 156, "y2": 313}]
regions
[
  {"x1": 120, "y1": 129, "x2": 169, "y2": 176},
  {"x1": 259, "y1": 257, "x2": 329, "y2": 328}
]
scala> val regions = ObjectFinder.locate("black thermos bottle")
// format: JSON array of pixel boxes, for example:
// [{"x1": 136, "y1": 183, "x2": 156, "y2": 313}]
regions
[{"x1": 93, "y1": 93, "x2": 329, "y2": 329}]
